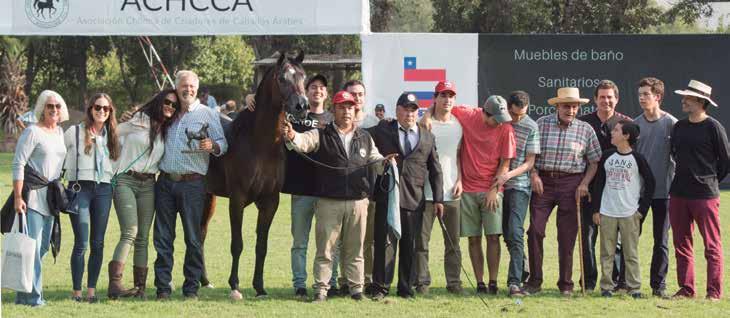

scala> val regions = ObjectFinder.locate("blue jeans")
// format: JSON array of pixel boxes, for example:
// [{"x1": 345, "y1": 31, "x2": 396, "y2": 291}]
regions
[
  {"x1": 69, "y1": 181, "x2": 113, "y2": 291},
  {"x1": 15, "y1": 209, "x2": 54, "y2": 306},
  {"x1": 290, "y1": 195, "x2": 338, "y2": 289},
  {"x1": 153, "y1": 177, "x2": 205, "y2": 296},
  {"x1": 503, "y1": 189, "x2": 530, "y2": 286}
]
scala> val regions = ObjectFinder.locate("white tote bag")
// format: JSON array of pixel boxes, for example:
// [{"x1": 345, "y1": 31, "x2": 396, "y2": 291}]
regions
[{"x1": 2, "y1": 213, "x2": 36, "y2": 292}]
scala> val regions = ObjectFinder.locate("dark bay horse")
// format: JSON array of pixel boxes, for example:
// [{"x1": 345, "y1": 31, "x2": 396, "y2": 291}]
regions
[{"x1": 203, "y1": 52, "x2": 308, "y2": 299}]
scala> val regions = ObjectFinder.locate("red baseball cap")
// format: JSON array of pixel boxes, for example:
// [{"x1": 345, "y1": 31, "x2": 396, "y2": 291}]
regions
[
  {"x1": 332, "y1": 91, "x2": 356, "y2": 105},
  {"x1": 435, "y1": 81, "x2": 457, "y2": 95}
]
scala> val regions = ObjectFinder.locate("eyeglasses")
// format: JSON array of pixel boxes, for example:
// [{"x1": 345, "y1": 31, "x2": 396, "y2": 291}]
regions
[
  {"x1": 94, "y1": 105, "x2": 111, "y2": 113},
  {"x1": 45, "y1": 103, "x2": 62, "y2": 109},
  {"x1": 163, "y1": 98, "x2": 178, "y2": 107}
]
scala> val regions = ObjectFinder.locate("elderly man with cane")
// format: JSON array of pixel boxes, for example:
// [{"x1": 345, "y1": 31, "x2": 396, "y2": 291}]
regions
[{"x1": 525, "y1": 87, "x2": 601, "y2": 296}]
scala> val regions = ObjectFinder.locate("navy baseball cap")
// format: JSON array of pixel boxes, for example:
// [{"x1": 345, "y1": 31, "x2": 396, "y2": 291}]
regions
[{"x1": 396, "y1": 93, "x2": 419, "y2": 110}]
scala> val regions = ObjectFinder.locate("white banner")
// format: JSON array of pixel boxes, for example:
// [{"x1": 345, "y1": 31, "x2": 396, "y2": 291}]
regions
[
  {"x1": 361, "y1": 33, "x2": 479, "y2": 118},
  {"x1": 2, "y1": 0, "x2": 369, "y2": 35}
]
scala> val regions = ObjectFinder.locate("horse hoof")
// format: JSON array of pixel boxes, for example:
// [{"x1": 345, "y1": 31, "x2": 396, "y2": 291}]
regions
[
  {"x1": 202, "y1": 283, "x2": 215, "y2": 289},
  {"x1": 255, "y1": 291, "x2": 268, "y2": 299},
  {"x1": 230, "y1": 290, "x2": 243, "y2": 300}
]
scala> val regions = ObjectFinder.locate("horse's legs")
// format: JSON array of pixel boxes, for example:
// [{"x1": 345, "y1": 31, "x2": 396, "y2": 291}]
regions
[
  {"x1": 252, "y1": 195, "x2": 280, "y2": 297},
  {"x1": 228, "y1": 196, "x2": 245, "y2": 293},
  {"x1": 199, "y1": 193, "x2": 217, "y2": 287}
]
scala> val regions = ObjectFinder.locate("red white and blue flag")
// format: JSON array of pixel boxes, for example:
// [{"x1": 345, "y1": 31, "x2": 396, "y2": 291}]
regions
[
  {"x1": 403, "y1": 56, "x2": 447, "y2": 109},
  {"x1": 362, "y1": 33, "x2": 478, "y2": 117}
]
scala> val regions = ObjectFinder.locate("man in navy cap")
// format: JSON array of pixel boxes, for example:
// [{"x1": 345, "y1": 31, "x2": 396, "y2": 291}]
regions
[{"x1": 369, "y1": 92, "x2": 444, "y2": 300}]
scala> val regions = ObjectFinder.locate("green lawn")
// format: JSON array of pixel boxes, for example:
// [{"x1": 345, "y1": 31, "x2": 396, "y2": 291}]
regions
[{"x1": 1, "y1": 152, "x2": 729, "y2": 317}]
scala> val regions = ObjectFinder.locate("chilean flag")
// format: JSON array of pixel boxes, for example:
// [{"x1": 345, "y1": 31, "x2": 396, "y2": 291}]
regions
[{"x1": 403, "y1": 56, "x2": 446, "y2": 108}]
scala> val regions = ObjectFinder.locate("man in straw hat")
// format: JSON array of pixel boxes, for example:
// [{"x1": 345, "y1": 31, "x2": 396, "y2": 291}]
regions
[
  {"x1": 525, "y1": 87, "x2": 601, "y2": 296},
  {"x1": 669, "y1": 80, "x2": 728, "y2": 301}
]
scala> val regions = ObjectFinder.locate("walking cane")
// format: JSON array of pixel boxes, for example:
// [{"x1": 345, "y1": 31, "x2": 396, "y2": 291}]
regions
[{"x1": 576, "y1": 197, "x2": 586, "y2": 296}]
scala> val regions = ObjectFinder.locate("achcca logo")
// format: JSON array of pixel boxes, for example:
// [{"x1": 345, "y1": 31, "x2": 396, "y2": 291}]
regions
[{"x1": 25, "y1": 0, "x2": 69, "y2": 28}]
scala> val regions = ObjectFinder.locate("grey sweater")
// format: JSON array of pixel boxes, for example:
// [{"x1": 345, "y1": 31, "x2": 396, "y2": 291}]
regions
[{"x1": 12, "y1": 125, "x2": 67, "y2": 216}]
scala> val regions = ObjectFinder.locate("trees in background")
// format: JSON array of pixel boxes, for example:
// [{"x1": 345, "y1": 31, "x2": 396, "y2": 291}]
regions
[{"x1": 431, "y1": 0, "x2": 715, "y2": 33}]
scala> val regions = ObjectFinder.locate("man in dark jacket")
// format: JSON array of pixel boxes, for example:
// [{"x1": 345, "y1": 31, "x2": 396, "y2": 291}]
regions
[
  {"x1": 369, "y1": 92, "x2": 444, "y2": 300},
  {"x1": 283, "y1": 91, "x2": 394, "y2": 302}
]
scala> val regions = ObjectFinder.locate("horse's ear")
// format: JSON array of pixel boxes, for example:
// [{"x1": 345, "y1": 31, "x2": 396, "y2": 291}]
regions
[
  {"x1": 276, "y1": 52, "x2": 286, "y2": 66},
  {"x1": 293, "y1": 50, "x2": 304, "y2": 65}
]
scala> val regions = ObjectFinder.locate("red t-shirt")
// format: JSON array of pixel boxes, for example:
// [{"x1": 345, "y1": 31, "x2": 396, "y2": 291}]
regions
[{"x1": 452, "y1": 106, "x2": 516, "y2": 192}]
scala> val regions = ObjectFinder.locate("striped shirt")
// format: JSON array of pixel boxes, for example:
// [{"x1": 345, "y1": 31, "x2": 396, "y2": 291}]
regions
[
  {"x1": 535, "y1": 114, "x2": 601, "y2": 174},
  {"x1": 159, "y1": 100, "x2": 228, "y2": 175},
  {"x1": 505, "y1": 116, "x2": 540, "y2": 192}
]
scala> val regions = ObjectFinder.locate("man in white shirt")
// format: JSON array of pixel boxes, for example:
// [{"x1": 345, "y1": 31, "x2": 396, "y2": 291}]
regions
[{"x1": 415, "y1": 81, "x2": 464, "y2": 295}]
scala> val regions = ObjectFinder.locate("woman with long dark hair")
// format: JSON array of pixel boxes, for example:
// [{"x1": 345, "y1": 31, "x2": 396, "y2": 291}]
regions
[
  {"x1": 107, "y1": 89, "x2": 180, "y2": 299},
  {"x1": 65, "y1": 93, "x2": 120, "y2": 303}
]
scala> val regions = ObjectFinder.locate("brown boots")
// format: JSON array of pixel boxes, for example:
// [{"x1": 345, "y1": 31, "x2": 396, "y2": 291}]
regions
[
  {"x1": 107, "y1": 261, "x2": 127, "y2": 299},
  {"x1": 126, "y1": 266, "x2": 148, "y2": 299},
  {"x1": 108, "y1": 261, "x2": 148, "y2": 300}
]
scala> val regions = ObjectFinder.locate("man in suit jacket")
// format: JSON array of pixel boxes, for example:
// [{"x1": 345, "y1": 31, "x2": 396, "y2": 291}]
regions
[{"x1": 368, "y1": 92, "x2": 444, "y2": 300}]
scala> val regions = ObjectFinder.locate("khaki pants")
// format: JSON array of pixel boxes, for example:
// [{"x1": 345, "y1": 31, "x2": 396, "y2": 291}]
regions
[
  {"x1": 599, "y1": 213, "x2": 642, "y2": 292},
  {"x1": 363, "y1": 202, "x2": 376, "y2": 285},
  {"x1": 313, "y1": 198, "x2": 369, "y2": 296},
  {"x1": 415, "y1": 201, "x2": 462, "y2": 288}
]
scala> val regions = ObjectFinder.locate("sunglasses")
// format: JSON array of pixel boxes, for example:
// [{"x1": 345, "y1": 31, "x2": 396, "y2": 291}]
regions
[
  {"x1": 45, "y1": 103, "x2": 62, "y2": 109},
  {"x1": 93, "y1": 105, "x2": 111, "y2": 113},
  {"x1": 163, "y1": 98, "x2": 178, "y2": 107}
]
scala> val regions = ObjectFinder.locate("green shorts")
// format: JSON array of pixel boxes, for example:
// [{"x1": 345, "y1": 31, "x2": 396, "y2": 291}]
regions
[{"x1": 460, "y1": 191, "x2": 503, "y2": 237}]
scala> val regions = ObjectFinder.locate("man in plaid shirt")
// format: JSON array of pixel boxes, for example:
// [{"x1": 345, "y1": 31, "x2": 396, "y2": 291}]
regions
[{"x1": 524, "y1": 87, "x2": 601, "y2": 296}]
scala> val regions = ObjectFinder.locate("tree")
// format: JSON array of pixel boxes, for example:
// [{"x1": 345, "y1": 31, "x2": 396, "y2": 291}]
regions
[
  {"x1": 0, "y1": 37, "x2": 29, "y2": 151},
  {"x1": 431, "y1": 0, "x2": 714, "y2": 33}
]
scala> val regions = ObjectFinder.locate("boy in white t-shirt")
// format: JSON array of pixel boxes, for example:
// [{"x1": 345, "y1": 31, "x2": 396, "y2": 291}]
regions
[{"x1": 591, "y1": 120, "x2": 655, "y2": 298}]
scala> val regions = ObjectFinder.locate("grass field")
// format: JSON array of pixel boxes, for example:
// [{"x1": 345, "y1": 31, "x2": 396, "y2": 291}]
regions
[{"x1": 1, "y1": 151, "x2": 729, "y2": 317}]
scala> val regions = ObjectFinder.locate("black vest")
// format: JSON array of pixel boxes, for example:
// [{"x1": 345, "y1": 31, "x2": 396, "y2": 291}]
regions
[
  {"x1": 281, "y1": 111, "x2": 334, "y2": 196},
  {"x1": 314, "y1": 123, "x2": 374, "y2": 200}
]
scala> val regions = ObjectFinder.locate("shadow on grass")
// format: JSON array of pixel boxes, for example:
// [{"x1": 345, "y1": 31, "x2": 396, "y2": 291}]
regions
[{"x1": 1, "y1": 285, "x2": 666, "y2": 306}]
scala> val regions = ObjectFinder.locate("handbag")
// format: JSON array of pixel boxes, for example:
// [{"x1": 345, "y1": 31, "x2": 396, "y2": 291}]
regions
[
  {"x1": 63, "y1": 125, "x2": 81, "y2": 215},
  {"x1": 1, "y1": 212, "x2": 37, "y2": 292}
]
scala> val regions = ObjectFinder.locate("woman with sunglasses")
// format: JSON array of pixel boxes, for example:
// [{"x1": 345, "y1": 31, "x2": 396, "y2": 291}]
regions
[
  {"x1": 65, "y1": 93, "x2": 121, "y2": 303},
  {"x1": 107, "y1": 89, "x2": 180, "y2": 299},
  {"x1": 11, "y1": 90, "x2": 70, "y2": 307}
]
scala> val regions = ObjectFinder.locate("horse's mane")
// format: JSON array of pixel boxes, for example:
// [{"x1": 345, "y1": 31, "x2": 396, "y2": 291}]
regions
[{"x1": 230, "y1": 65, "x2": 280, "y2": 138}]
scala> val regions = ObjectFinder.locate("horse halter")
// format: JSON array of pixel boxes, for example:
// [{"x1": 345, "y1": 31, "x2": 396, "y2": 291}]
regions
[{"x1": 278, "y1": 63, "x2": 309, "y2": 120}]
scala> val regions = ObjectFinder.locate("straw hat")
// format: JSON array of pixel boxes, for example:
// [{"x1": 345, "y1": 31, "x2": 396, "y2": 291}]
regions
[
  {"x1": 547, "y1": 87, "x2": 590, "y2": 106},
  {"x1": 674, "y1": 80, "x2": 718, "y2": 107}
]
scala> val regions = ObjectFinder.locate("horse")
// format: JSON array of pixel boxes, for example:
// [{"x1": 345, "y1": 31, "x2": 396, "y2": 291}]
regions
[
  {"x1": 34, "y1": 0, "x2": 57, "y2": 19},
  {"x1": 203, "y1": 51, "x2": 309, "y2": 299}
]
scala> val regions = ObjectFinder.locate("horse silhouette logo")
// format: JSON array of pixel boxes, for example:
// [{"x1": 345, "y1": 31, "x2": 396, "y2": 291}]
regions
[{"x1": 25, "y1": 0, "x2": 69, "y2": 28}]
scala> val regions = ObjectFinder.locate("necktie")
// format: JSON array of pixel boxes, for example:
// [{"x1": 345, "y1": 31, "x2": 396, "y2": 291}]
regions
[{"x1": 400, "y1": 127, "x2": 413, "y2": 156}]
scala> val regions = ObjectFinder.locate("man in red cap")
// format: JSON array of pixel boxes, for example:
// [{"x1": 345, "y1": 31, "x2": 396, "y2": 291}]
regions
[
  {"x1": 423, "y1": 93, "x2": 516, "y2": 295},
  {"x1": 282, "y1": 91, "x2": 393, "y2": 302},
  {"x1": 414, "y1": 81, "x2": 465, "y2": 295}
]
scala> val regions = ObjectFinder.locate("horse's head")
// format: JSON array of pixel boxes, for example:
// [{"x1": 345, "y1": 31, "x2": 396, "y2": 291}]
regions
[{"x1": 275, "y1": 51, "x2": 308, "y2": 121}]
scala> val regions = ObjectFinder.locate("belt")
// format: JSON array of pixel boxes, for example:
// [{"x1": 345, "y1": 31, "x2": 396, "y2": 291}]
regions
[
  {"x1": 161, "y1": 171, "x2": 204, "y2": 182},
  {"x1": 539, "y1": 171, "x2": 581, "y2": 178},
  {"x1": 125, "y1": 170, "x2": 156, "y2": 181}
]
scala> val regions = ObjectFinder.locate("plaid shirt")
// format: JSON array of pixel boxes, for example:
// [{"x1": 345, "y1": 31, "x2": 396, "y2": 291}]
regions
[
  {"x1": 505, "y1": 115, "x2": 540, "y2": 192},
  {"x1": 535, "y1": 114, "x2": 601, "y2": 174},
  {"x1": 159, "y1": 100, "x2": 228, "y2": 175}
]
